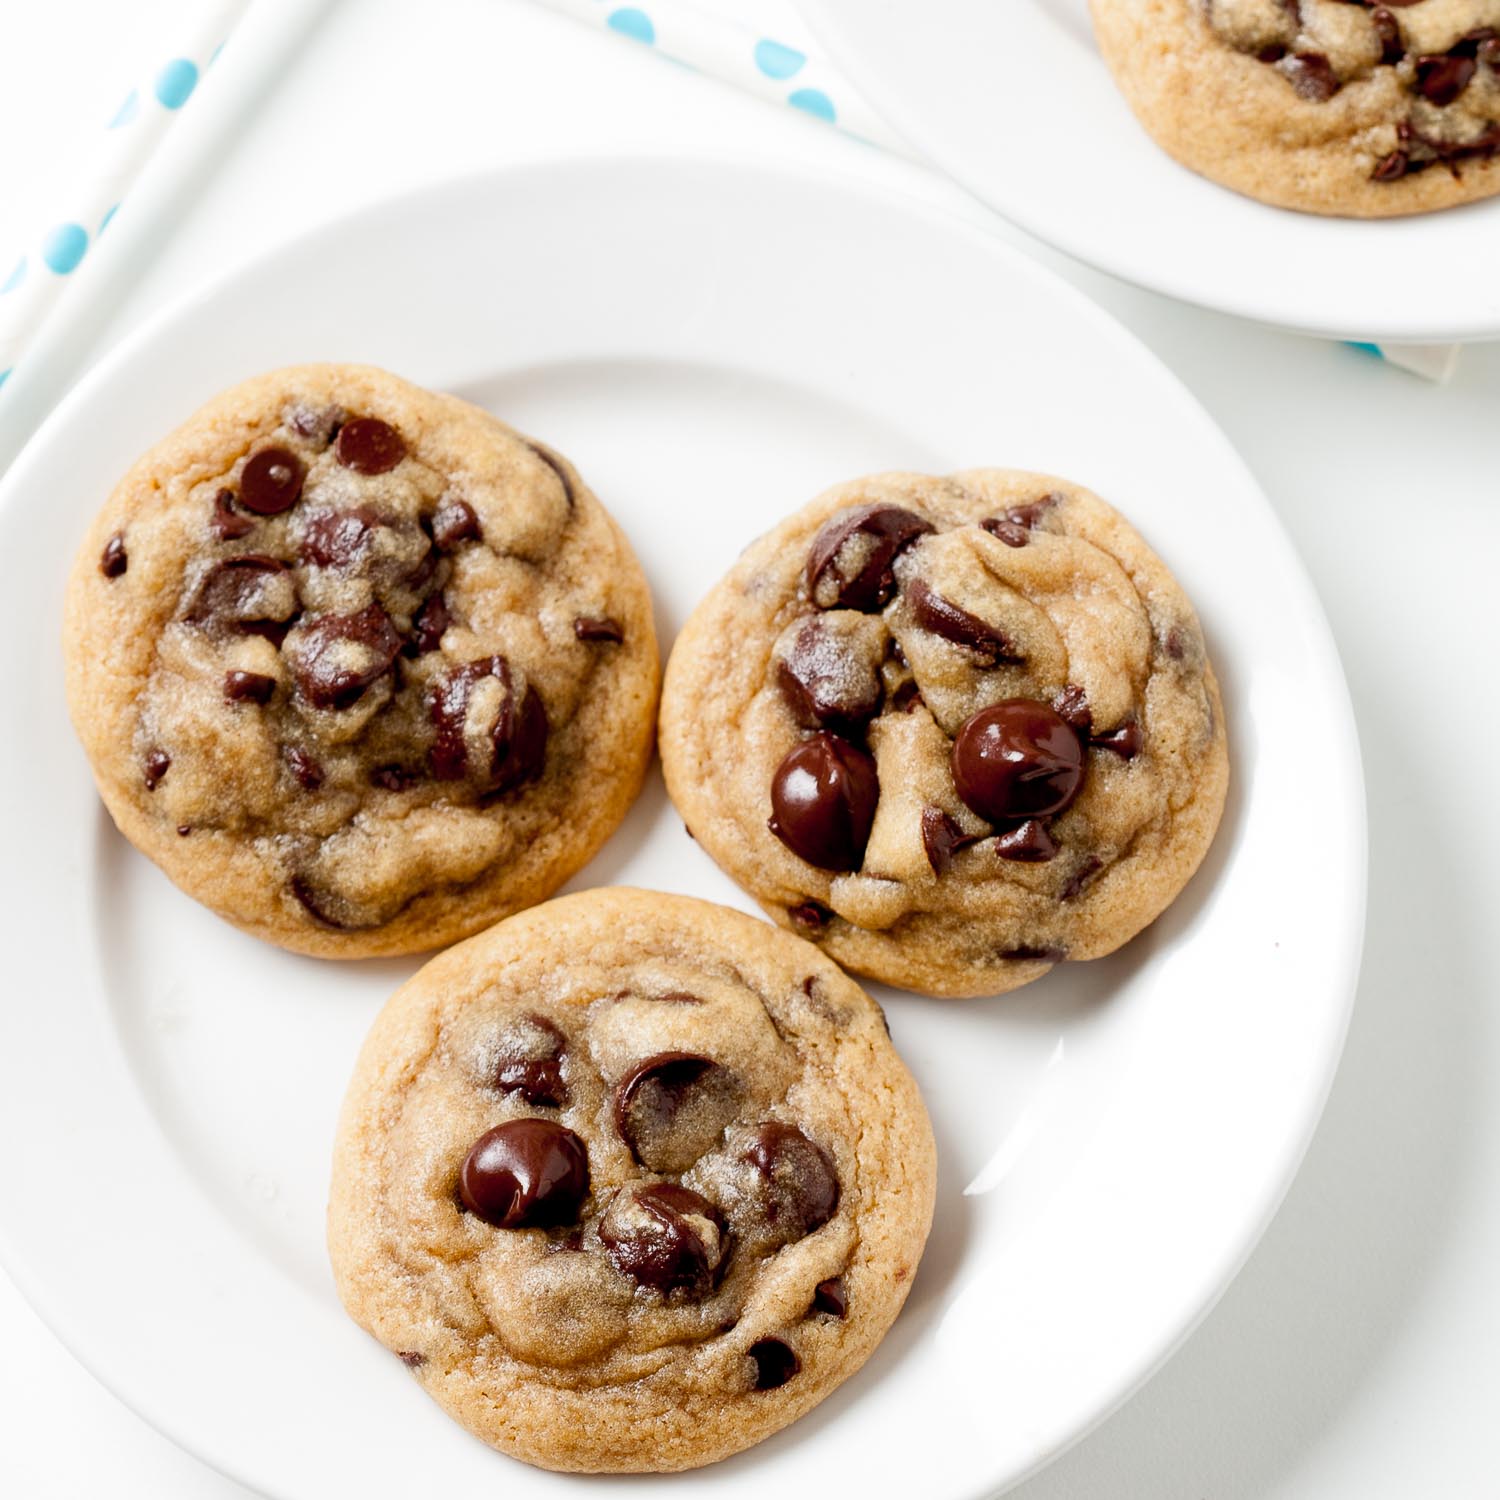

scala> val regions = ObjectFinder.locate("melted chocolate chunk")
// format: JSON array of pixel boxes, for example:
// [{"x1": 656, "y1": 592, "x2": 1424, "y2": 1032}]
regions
[
  {"x1": 738, "y1": 1122, "x2": 839, "y2": 1248},
  {"x1": 574, "y1": 615, "x2": 624, "y2": 643},
  {"x1": 143, "y1": 749, "x2": 170, "y2": 791},
  {"x1": 907, "y1": 577, "x2": 1022, "y2": 667},
  {"x1": 994, "y1": 818, "x2": 1058, "y2": 863},
  {"x1": 768, "y1": 732, "x2": 879, "y2": 872},
  {"x1": 335, "y1": 417, "x2": 405, "y2": 475},
  {"x1": 1371, "y1": 7, "x2": 1403, "y2": 65},
  {"x1": 804, "y1": 504, "x2": 934, "y2": 612},
  {"x1": 951, "y1": 700, "x2": 1085, "y2": 824},
  {"x1": 210, "y1": 488, "x2": 255, "y2": 541},
  {"x1": 283, "y1": 744, "x2": 324, "y2": 790},
  {"x1": 223, "y1": 670, "x2": 275, "y2": 706},
  {"x1": 812, "y1": 1277, "x2": 848, "y2": 1318},
  {"x1": 1415, "y1": 53, "x2": 1476, "y2": 107},
  {"x1": 1053, "y1": 685, "x2": 1092, "y2": 735},
  {"x1": 1093, "y1": 720, "x2": 1143, "y2": 759},
  {"x1": 1061, "y1": 856, "x2": 1104, "y2": 902},
  {"x1": 99, "y1": 532, "x2": 128, "y2": 578},
  {"x1": 289, "y1": 603, "x2": 402, "y2": 711},
  {"x1": 458, "y1": 1119, "x2": 589, "y2": 1229},
  {"x1": 239, "y1": 448, "x2": 304, "y2": 515},
  {"x1": 428, "y1": 655, "x2": 548, "y2": 792},
  {"x1": 775, "y1": 617, "x2": 882, "y2": 732},
  {"x1": 406, "y1": 593, "x2": 450, "y2": 656},
  {"x1": 493, "y1": 1014, "x2": 569, "y2": 1106},
  {"x1": 614, "y1": 1052, "x2": 739, "y2": 1173},
  {"x1": 432, "y1": 498, "x2": 481, "y2": 549},
  {"x1": 599, "y1": 1183, "x2": 728, "y2": 1297},
  {"x1": 300, "y1": 506, "x2": 381, "y2": 567},
  {"x1": 980, "y1": 516, "x2": 1030, "y2": 548},
  {"x1": 183, "y1": 555, "x2": 290, "y2": 631},
  {"x1": 749, "y1": 1338, "x2": 800, "y2": 1391},
  {"x1": 788, "y1": 900, "x2": 832, "y2": 934},
  {"x1": 1280, "y1": 52, "x2": 1341, "y2": 102},
  {"x1": 921, "y1": 806, "x2": 983, "y2": 876}
]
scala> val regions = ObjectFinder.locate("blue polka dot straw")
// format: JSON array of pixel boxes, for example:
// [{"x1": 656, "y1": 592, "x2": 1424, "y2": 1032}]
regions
[{"x1": 0, "y1": 0, "x2": 250, "y2": 401}]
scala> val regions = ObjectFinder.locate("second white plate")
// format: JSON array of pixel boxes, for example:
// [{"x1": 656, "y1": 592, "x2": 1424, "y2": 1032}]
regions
[{"x1": 0, "y1": 155, "x2": 1363, "y2": 1498}]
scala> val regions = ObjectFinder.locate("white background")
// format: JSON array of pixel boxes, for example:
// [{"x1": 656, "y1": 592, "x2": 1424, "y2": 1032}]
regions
[{"x1": 2, "y1": 1, "x2": 1497, "y2": 1496}]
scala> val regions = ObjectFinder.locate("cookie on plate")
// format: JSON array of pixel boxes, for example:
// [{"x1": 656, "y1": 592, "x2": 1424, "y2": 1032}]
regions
[
  {"x1": 1091, "y1": 0, "x2": 1500, "y2": 216},
  {"x1": 327, "y1": 888, "x2": 935, "y2": 1473},
  {"x1": 64, "y1": 364, "x2": 657, "y2": 957},
  {"x1": 659, "y1": 470, "x2": 1228, "y2": 999}
]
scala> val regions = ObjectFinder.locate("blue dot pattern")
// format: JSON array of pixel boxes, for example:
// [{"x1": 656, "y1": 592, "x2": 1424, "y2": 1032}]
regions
[
  {"x1": 753, "y1": 40, "x2": 806, "y2": 80},
  {"x1": 107, "y1": 89, "x2": 140, "y2": 129},
  {"x1": 788, "y1": 87, "x2": 836, "y2": 123},
  {"x1": 1346, "y1": 342, "x2": 1381, "y2": 357},
  {"x1": 1, "y1": 257, "x2": 25, "y2": 295},
  {"x1": 0, "y1": 369, "x2": 10, "y2": 390},
  {"x1": 98, "y1": 203, "x2": 120, "y2": 237},
  {"x1": 154, "y1": 58, "x2": 199, "y2": 110},
  {"x1": 42, "y1": 224, "x2": 89, "y2": 276},
  {"x1": 607, "y1": 8, "x2": 655, "y2": 44}
]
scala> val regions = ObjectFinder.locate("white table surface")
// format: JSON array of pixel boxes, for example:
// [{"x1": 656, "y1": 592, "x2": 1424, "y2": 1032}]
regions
[{"x1": 3, "y1": 0, "x2": 1498, "y2": 1495}]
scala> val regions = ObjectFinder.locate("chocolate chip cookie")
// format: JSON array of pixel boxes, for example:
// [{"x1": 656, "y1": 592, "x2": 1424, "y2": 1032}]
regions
[
  {"x1": 64, "y1": 365, "x2": 658, "y2": 957},
  {"x1": 1092, "y1": 0, "x2": 1500, "y2": 215},
  {"x1": 659, "y1": 470, "x2": 1228, "y2": 999},
  {"x1": 327, "y1": 888, "x2": 935, "y2": 1473}
]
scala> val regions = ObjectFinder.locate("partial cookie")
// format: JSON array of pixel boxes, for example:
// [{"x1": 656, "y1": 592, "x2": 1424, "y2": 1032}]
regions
[
  {"x1": 64, "y1": 364, "x2": 658, "y2": 957},
  {"x1": 659, "y1": 470, "x2": 1228, "y2": 999},
  {"x1": 1091, "y1": 0, "x2": 1500, "y2": 216},
  {"x1": 327, "y1": 888, "x2": 935, "y2": 1473}
]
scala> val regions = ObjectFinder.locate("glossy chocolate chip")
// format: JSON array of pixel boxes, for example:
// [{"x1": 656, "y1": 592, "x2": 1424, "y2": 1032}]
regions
[
  {"x1": 432, "y1": 498, "x2": 481, "y2": 549},
  {"x1": 574, "y1": 616, "x2": 624, "y2": 643},
  {"x1": 493, "y1": 1014, "x2": 568, "y2": 1107},
  {"x1": 143, "y1": 749, "x2": 170, "y2": 791},
  {"x1": 805, "y1": 504, "x2": 934, "y2": 612},
  {"x1": 283, "y1": 744, "x2": 324, "y2": 790},
  {"x1": 788, "y1": 900, "x2": 832, "y2": 933},
  {"x1": 428, "y1": 655, "x2": 548, "y2": 792},
  {"x1": 1281, "y1": 52, "x2": 1341, "y2": 102},
  {"x1": 183, "y1": 555, "x2": 290, "y2": 631},
  {"x1": 1415, "y1": 53, "x2": 1476, "y2": 107},
  {"x1": 335, "y1": 417, "x2": 405, "y2": 475},
  {"x1": 406, "y1": 593, "x2": 450, "y2": 656},
  {"x1": 289, "y1": 604, "x2": 402, "y2": 710},
  {"x1": 749, "y1": 1339, "x2": 800, "y2": 1391},
  {"x1": 1092, "y1": 720, "x2": 1143, "y2": 760},
  {"x1": 812, "y1": 1277, "x2": 848, "y2": 1318},
  {"x1": 921, "y1": 806, "x2": 982, "y2": 876},
  {"x1": 907, "y1": 577, "x2": 1022, "y2": 667},
  {"x1": 1371, "y1": 7, "x2": 1403, "y2": 65},
  {"x1": 775, "y1": 617, "x2": 882, "y2": 731},
  {"x1": 951, "y1": 700, "x2": 1085, "y2": 823},
  {"x1": 239, "y1": 448, "x2": 305, "y2": 515},
  {"x1": 224, "y1": 670, "x2": 275, "y2": 706},
  {"x1": 459, "y1": 1119, "x2": 589, "y2": 1229},
  {"x1": 1053, "y1": 685, "x2": 1092, "y2": 735},
  {"x1": 994, "y1": 818, "x2": 1058, "y2": 863},
  {"x1": 300, "y1": 506, "x2": 380, "y2": 567},
  {"x1": 768, "y1": 732, "x2": 879, "y2": 872},
  {"x1": 100, "y1": 532, "x2": 128, "y2": 578},
  {"x1": 739, "y1": 1122, "x2": 839, "y2": 1247},
  {"x1": 1003, "y1": 496, "x2": 1058, "y2": 529},
  {"x1": 211, "y1": 488, "x2": 255, "y2": 541},
  {"x1": 1372, "y1": 148, "x2": 1411, "y2": 182},
  {"x1": 614, "y1": 1052, "x2": 740, "y2": 1173},
  {"x1": 176, "y1": 825, "x2": 191, "y2": 837},
  {"x1": 599, "y1": 1182, "x2": 728, "y2": 1297},
  {"x1": 1061, "y1": 856, "x2": 1104, "y2": 903},
  {"x1": 980, "y1": 516, "x2": 1030, "y2": 548}
]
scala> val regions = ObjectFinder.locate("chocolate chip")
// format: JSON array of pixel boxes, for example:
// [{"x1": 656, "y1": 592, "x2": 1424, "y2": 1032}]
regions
[
  {"x1": 805, "y1": 504, "x2": 934, "y2": 612},
  {"x1": 889, "y1": 678, "x2": 924, "y2": 713},
  {"x1": 1372, "y1": 148, "x2": 1411, "y2": 182},
  {"x1": 1481, "y1": 37, "x2": 1500, "y2": 69},
  {"x1": 980, "y1": 517, "x2": 1030, "y2": 548},
  {"x1": 176, "y1": 825, "x2": 191, "y2": 837},
  {"x1": 1054, "y1": 685, "x2": 1092, "y2": 735},
  {"x1": 406, "y1": 593, "x2": 450, "y2": 656},
  {"x1": 614, "y1": 1053, "x2": 740, "y2": 1173},
  {"x1": 951, "y1": 700, "x2": 1085, "y2": 823},
  {"x1": 1092, "y1": 720, "x2": 1143, "y2": 759},
  {"x1": 656, "y1": 991, "x2": 703, "y2": 1005},
  {"x1": 288, "y1": 404, "x2": 345, "y2": 445},
  {"x1": 1165, "y1": 627, "x2": 1187, "y2": 661},
  {"x1": 239, "y1": 448, "x2": 304, "y2": 515},
  {"x1": 1003, "y1": 496, "x2": 1059, "y2": 529},
  {"x1": 599, "y1": 1182, "x2": 728, "y2": 1297},
  {"x1": 283, "y1": 744, "x2": 324, "y2": 790},
  {"x1": 458, "y1": 1119, "x2": 590, "y2": 1229},
  {"x1": 289, "y1": 604, "x2": 402, "y2": 710},
  {"x1": 300, "y1": 506, "x2": 381, "y2": 567},
  {"x1": 768, "y1": 732, "x2": 879, "y2": 872},
  {"x1": 335, "y1": 417, "x2": 405, "y2": 475},
  {"x1": 921, "y1": 806, "x2": 982, "y2": 876},
  {"x1": 1415, "y1": 54, "x2": 1476, "y2": 107},
  {"x1": 574, "y1": 616, "x2": 624, "y2": 643},
  {"x1": 775, "y1": 617, "x2": 882, "y2": 731},
  {"x1": 1280, "y1": 52, "x2": 1341, "y2": 101},
  {"x1": 738, "y1": 1122, "x2": 839, "y2": 1248},
  {"x1": 223, "y1": 670, "x2": 275, "y2": 705},
  {"x1": 492, "y1": 1014, "x2": 568, "y2": 1107},
  {"x1": 749, "y1": 1339, "x2": 800, "y2": 1391},
  {"x1": 994, "y1": 818, "x2": 1058, "y2": 863},
  {"x1": 99, "y1": 532, "x2": 128, "y2": 578},
  {"x1": 788, "y1": 900, "x2": 832, "y2": 933},
  {"x1": 183, "y1": 555, "x2": 291, "y2": 631},
  {"x1": 432, "y1": 498, "x2": 481, "y2": 549},
  {"x1": 1371, "y1": 7, "x2": 1403, "y2": 65},
  {"x1": 526, "y1": 442, "x2": 575, "y2": 508},
  {"x1": 812, "y1": 1277, "x2": 847, "y2": 1318},
  {"x1": 907, "y1": 578, "x2": 1022, "y2": 667},
  {"x1": 428, "y1": 655, "x2": 548, "y2": 792},
  {"x1": 369, "y1": 764, "x2": 421, "y2": 792},
  {"x1": 210, "y1": 488, "x2": 255, "y2": 541},
  {"x1": 396, "y1": 1351, "x2": 426, "y2": 1369},
  {"x1": 1061, "y1": 856, "x2": 1103, "y2": 902},
  {"x1": 290, "y1": 875, "x2": 348, "y2": 928},
  {"x1": 1003, "y1": 944, "x2": 1066, "y2": 964},
  {"x1": 143, "y1": 750, "x2": 170, "y2": 790}
]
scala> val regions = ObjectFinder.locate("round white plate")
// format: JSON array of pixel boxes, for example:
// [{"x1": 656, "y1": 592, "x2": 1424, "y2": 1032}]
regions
[
  {"x1": 0, "y1": 156, "x2": 1363, "y2": 1499},
  {"x1": 798, "y1": 0, "x2": 1500, "y2": 342}
]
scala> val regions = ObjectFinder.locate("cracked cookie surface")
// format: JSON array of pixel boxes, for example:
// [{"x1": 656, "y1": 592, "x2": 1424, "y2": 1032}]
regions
[
  {"x1": 1092, "y1": 0, "x2": 1500, "y2": 215},
  {"x1": 64, "y1": 364, "x2": 658, "y2": 957},
  {"x1": 326, "y1": 888, "x2": 935, "y2": 1473},
  {"x1": 659, "y1": 470, "x2": 1228, "y2": 999}
]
